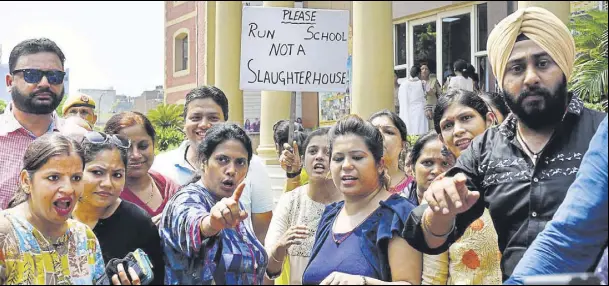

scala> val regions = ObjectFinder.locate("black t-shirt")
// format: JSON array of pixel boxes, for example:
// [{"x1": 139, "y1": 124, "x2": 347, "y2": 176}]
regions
[{"x1": 93, "y1": 200, "x2": 164, "y2": 285}]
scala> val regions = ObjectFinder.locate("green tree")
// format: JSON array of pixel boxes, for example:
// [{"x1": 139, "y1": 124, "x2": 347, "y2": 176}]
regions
[
  {"x1": 147, "y1": 103, "x2": 185, "y2": 152},
  {"x1": 569, "y1": 9, "x2": 608, "y2": 111},
  {"x1": 147, "y1": 103, "x2": 184, "y2": 130},
  {"x1": 155, "y1": 128, "x2": 185, "y2": 153},
  {"x1": 0, "y1": 99, "x2": 6, "y2": 114}
]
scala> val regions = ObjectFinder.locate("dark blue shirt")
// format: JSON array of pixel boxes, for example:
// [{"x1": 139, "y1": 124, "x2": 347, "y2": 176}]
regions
[
  {"x1": 303, "y1": 211, "x2": 381, "y2": 284},
  {"x1": 303, "y1": 194, "x2": 417, "y2": 284}
]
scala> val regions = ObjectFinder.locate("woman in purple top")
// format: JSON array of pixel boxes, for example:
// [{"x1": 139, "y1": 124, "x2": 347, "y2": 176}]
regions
[{"x1": 302, "y1": 115, "x2": 422, "y2": 285}]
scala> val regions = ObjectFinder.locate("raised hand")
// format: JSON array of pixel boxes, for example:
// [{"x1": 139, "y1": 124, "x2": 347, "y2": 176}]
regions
[
  {"x1": 208, "y1": 183, "x2": 249, "y2": 232},
  {"x1": 275, "y1": 225, "x2": 310, "y2": 253},
  {"x1": 423, "y1": 173, "x2": 480, "y2": 217},
  {"x1": 279, "y1": 141, "x2": 302, "y2": 174}
]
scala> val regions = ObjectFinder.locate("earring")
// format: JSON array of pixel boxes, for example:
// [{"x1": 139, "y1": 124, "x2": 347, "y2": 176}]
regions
[
  {"x1": 380, "y1": 168, "x2": 391, "y2": 189},
  {"x1": 23, "y1": 186, "x2": 30, "y2": 195}
]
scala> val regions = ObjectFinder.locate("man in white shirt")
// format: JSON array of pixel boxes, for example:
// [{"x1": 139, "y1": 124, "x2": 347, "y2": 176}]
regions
[{"x1": 152, "y1": 86, "x2": 274, "y2": 243}]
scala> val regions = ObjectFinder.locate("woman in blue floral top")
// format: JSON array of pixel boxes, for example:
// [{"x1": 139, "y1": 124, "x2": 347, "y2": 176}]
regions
[{"x1": 160, "y1": 123, "x2": 268, "y2": 285}]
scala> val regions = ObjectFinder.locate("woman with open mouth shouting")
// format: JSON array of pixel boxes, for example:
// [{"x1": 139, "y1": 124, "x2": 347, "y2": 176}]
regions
[
  {"x1": 72, "y1": 131, "x2": 165, "y2": 285},
  {"x1": 159, "y1": 123, "x2": 268, "y2": 285},
  {"x1": 265, "y1": 128, "x2": 343, "y2": 285},
  {"x1": 104, "y1": 112, "x2": 180, "y2": 226},
  {"x1": 0, "y1": 133, "x2": 105, "y2": 285},
  {"x1": 302, "y1": 115, "x2": 422, "y2": 285}
]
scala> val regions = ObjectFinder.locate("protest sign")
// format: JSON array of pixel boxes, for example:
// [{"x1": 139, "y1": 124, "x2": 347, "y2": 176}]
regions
[{"x1": 240, "y1": 6, "x2": 349, "y2": 93}]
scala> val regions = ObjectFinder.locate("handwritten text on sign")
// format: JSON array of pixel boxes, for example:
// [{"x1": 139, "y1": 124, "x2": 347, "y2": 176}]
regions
[{"x1": 240, "y1": 7, "x2": 349, "y2": 92}]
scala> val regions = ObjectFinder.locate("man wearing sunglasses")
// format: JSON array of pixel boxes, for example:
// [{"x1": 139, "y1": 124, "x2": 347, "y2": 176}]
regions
[{"x1": 0, "y1": 38, "x2": 67, "y2": 210}]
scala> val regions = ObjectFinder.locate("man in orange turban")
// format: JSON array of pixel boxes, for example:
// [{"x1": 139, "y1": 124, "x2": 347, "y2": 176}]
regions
[
  {"x1": 487, "y1": 6, "x2": 577, "y2": 130},
  {"x1": 397, "y1": 6, "x2": 607, "y2": 282}
]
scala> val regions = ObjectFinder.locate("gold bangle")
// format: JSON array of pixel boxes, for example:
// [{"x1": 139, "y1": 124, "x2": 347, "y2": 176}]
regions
[{"x1": 422, "y1": 210, "x2": 455, "y2": 238}]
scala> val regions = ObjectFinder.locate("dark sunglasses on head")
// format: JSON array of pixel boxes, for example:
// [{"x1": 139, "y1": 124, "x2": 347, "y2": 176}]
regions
[
  {"x1": 11, "y1": 69, "x2": 66, "y2": 85},
  {"x1": 82, "y1": 131, "x2": 131, "y2": 149}
]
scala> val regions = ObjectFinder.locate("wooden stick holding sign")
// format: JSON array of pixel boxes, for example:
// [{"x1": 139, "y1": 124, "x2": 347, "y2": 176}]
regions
[
  {"x1": 287, "y1": 91, "x2": 297, "y2": 148},
  {"x1": 284, "y1": 91, "x2": 298, "y2": 172}
]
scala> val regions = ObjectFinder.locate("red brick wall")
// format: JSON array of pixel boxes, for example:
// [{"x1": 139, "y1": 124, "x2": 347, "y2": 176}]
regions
[
  {"x1": 165, "y1": 1, "x2": 198, "y2": 101},
  {"x1": 196, "y1": 1, "x2": 207, "y2": 86},
  {"x1": 165, "y1": 17, "x2": 197, "y2": 87},
  {"x1": 166, "y1": 1, "x2": 196, "y2": 22},
  {"x1": 166, "y1": 90, "x2": 190, "y2": 105}
]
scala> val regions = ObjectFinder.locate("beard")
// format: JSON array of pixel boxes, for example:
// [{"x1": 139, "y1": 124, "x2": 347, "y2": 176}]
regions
[
  {"x1": 11, "y1": 87, "x2": 64, "y2": 115},
  {"x1": 502, "y1": 79, "x2": 569, "y2": 131}
]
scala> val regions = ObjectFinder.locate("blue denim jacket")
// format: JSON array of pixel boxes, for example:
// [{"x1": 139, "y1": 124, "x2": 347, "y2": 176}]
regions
[
  {"x1": 303, "y1": 194, "x2": 417, "y2": 283},
  {"x1": 505, "y1": 116, "x2": 608, "y2": 284}
]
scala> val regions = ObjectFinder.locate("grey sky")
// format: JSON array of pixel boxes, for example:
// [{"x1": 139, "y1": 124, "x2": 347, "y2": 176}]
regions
[{"x1": 0, "y1": 1, "x2": 164, "y2": 97}]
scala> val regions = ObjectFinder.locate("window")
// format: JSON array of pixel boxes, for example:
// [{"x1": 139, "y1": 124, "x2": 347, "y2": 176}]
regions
[
  {"x1": 507, "y1": 1, "x2": 515, "y2": 15},
  {"x1": 441, "y1": 13, "x2": 470, "y2": 82},
  {"x1": 394, "y1": 23, "x2": 407, "y2": 66},
  {"x1": 477, "y1": 3, "x2": 488, "y2": 52},
  {"x1": 477, "y1": 56, "x2": 489, "y2": 92},
  {"x1": 476, "y1": 3, "x2": 489, "y2": 91},
  {"x1": 181, "y1": 36, "x2": 188, "y2": 71},
  {"x1": 413, "y1": 21, "x2": 437, "y2": 75},
  {"x1": 174, "y1": 33, "x2": 188, "y2": 72}
]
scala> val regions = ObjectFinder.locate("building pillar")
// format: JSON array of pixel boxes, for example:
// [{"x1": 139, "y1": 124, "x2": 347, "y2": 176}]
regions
[
  {"x1": 215, "y1": 1, "x2": 243, "y2": 125},
  {"x1": 517, "y1": 1, "x2": 570, "y2": 25},
  {"x1": 256, "y1": 1, "x2": 295, "y2": 165},
  {"x1": 205, "y1": 1, "x2": 216, "y2": 86},
  {"x1": 351, "y1": 1, "x2": 394, "y2": 119}
]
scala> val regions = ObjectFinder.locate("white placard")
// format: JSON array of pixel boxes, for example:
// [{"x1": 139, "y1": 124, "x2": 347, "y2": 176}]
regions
[{"x1": 240, "y1": 6, "x2": 349, "y2": 92}]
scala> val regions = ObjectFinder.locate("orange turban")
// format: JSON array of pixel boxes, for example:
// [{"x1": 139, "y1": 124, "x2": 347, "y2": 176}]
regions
[{"x1": 487, "y1": 7, "x2": 575, "y2": 91}]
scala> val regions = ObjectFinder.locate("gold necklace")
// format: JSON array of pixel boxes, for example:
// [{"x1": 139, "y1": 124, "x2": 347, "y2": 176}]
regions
[{"x1": 145, "y1": 180, "x2": 156, "y2": 205}]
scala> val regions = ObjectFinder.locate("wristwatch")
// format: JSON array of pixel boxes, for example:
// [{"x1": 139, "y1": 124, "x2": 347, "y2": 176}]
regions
[{"x1": 286, "y1": 169, "x2": 302, "y2": 178}]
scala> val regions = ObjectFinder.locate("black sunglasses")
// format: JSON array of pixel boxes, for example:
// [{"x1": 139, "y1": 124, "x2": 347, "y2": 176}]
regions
[
  {"x1": 82, "y1": 131, "x2": 131, "y2": 149},
  {"x1": 12, "y1": 69, "x2": 66, "y2": 85}
]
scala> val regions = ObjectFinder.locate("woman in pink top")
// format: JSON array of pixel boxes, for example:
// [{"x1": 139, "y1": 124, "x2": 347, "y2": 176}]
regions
[{"x1": 104, "y1": 112, "x2": 179, "y2": 225}]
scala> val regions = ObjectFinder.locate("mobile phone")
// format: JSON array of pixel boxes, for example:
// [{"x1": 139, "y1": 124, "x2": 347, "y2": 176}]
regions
[
  {"x1": 124, "y1": 249, "x2": 155, "y2": 285},
  {"x1": 95, "y1": 249, "x2": 154, "y2": 285}
]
